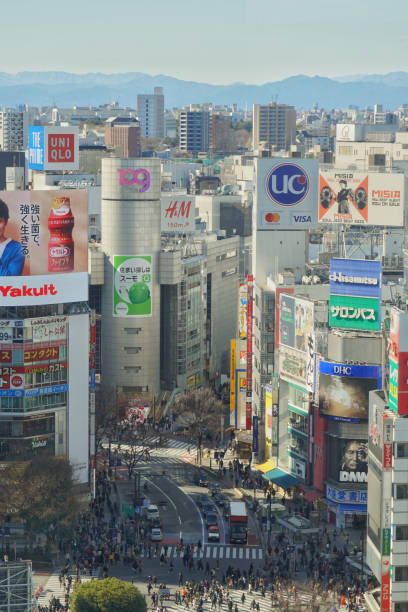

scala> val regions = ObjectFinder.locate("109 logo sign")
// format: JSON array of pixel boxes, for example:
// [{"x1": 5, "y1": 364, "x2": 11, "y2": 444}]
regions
[{"x1": 266, "y1": 163, "x2": 309, "y2": 206}]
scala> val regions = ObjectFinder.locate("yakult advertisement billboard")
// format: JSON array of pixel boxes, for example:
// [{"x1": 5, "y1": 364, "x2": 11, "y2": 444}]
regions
[
  {"x1": 0, "y1": 190, "x2": 88, "y2": 305},
  {"x1": 28, "y1": 126, "x2": 79, "y2": 171},
  {"x1": 161, "y1": 195, "x2": 195, "y2": 233},
  {"x1": 255, "y1": 158, "x2": 318, "y2": 229},
  {"x1": 319, "y1": 170, "x2": 404, "y2": 226}
]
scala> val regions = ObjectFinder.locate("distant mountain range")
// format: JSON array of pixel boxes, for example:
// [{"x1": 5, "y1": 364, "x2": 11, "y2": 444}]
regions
[{"x1": 0, "y1": 71, "x2": 408, "y2": 109}]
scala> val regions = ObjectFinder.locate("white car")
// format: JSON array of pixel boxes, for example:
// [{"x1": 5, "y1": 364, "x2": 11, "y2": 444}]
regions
[
  {"x1": 150, "y1": 528, "x2": 163, "y2": 542},
  {"x1": 146, "y1": 504, "x2": 160, "y2": 521}
]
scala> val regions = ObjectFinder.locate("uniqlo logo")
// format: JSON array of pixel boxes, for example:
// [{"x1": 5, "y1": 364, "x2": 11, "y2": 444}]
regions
[{"x1": 48, "y1": 133, "x2": 75, "y2": 163}]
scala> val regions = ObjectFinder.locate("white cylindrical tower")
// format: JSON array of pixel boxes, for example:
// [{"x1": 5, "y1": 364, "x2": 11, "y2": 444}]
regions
[{"x1": 101, "y1": 157, "x2": 161, "y2": 393}]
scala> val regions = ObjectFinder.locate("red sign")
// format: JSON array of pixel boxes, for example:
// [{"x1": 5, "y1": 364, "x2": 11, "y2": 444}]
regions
[
  {"x1": 48, "y1": 133, "x2": 75, "y2": 164},
  {"x1": 0, "y1": 367, "x2": 24, "y2": 389},
  {"x1": 24, "y1": 361, "x2": 67, "y2": 374},
  {"x1": 381, "y1": 566, "x2": 391, "y2": 611},
  {"x1": 246, "y1": 275, "x2": 253, "y2": 431},
  {"x1": 24, "y1": 346, "x2": 59, "y2": 362}
]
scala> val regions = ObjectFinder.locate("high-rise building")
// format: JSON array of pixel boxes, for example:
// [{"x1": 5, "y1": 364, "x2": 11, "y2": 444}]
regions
[
  {"x1": 137, "y1": 88, "x2": 165, "y2": 139},
  {"x1": 101, "y1": 158, "x2": 161, "y2": 396},
  {"x1": 252, "y1": 102, "x2": 296, "y2": 151},
  {"x1": 0, "y1": 111, "x2": 24, "y2": 151},
  {"x1": 179, "y1": 110, "x2": 210, "y2": 155},
  {"x1": 209, "y1": 114, "x2": 231, "y2": 153},
  {"x1": 104, "y1": 117, "x2": 142, "y2": 157}
]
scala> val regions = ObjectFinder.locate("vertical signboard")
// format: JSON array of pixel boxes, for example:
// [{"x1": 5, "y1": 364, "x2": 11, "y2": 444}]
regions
[
  {"x1": 388, "y1": 308, "x2": 408, "y2": 415},
  {"x1": 275, "y1": 287, "x2": 294, "y2": 348},
  {"x1": 246, "y1": 275, "x2": 253, "y2": 431},
  {"x1": 238, "y1": 283, "x2": 248, "y2": 339},
  {"x1": 252, "y1": 415, "x2": 259, "y2": 454},
  {"x1": 265, "y1": 385, "x2": 273, "y2": 458},
  {"x1": 113, "y1": 255, "x2": 152, "y2": 317},
  {"x1": 230, "y1": 340, "x2": 236, "y2": 416}
]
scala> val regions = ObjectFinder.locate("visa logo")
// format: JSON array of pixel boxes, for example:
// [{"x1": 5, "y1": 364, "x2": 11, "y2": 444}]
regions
[{"x1": 292, "y1": 215, "x2": 312, "y2": 223}]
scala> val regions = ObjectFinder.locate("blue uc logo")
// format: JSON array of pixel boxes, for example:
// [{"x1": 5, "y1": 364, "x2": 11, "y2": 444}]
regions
[{"x1": 266, "y1": 163, "x2": 309, "y2": 206}]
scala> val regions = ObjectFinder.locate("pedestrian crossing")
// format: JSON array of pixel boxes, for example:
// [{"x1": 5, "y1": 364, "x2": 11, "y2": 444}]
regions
[
  {"x1": 36, "y1": 571, "x2": 95, "y2": 606},
  {"x1": 101, "y1": 436, "x2": 200, "y2": 472},
  {"x1": 139, "y1": 544, "x2": 263, "y2": 560}
]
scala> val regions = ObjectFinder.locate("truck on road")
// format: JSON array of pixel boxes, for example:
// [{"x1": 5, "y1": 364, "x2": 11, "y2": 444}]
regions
[{"x1": 228, "y1": 501, "x2": 248, "y2": 544}]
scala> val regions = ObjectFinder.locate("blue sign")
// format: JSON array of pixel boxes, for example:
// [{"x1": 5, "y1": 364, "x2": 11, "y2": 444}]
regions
[
  {"x1": 266, "y1": 163, "x2": 309, "y2": 207},
  {"x1": 252, "y1": 415, "x2": 259, "y2": 454},
  {"x1": 319, "y1": 361, "x2": 382, "y2": 385},
  {"x1": 0, "y1": 389, "x2": 24, "y2": 397},
  {"x1": 329, "y1": 258, "x2": 382, "y2": 299},
  {"x1": 28, "y1": 126, "x2": 44, "y2": 170},
  {"x1": 90, "y1": 370, "x2": 95, "y2": 391},
  {"x1": 25, "y1": 384, "x2": 69, "y2": 397}
]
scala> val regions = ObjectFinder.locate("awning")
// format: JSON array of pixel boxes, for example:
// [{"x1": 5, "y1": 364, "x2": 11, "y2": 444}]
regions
[
  {"x1": 263, "y1": 468, "x2": 299, "y2": 489},
  {"x1": 254, "y1": 460, "x2": 276, "y2": 473},
  {"x1": 302, "y1": 489, "x2": 323, "y2": 503}
]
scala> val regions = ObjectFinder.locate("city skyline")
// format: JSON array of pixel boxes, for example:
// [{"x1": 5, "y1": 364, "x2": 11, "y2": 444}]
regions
[{"x1": 5, "y1": 0, "x2": 408, "y2": 84}]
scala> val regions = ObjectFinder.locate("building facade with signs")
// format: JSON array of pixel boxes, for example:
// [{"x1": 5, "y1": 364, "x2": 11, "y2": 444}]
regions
[{"x1": 366, "y1": 390, "x2": 408, "y2": 611}]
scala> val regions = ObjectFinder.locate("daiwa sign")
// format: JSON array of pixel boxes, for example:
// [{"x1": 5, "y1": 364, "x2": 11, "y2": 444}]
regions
[{"x1": 255, "y1": 158, "x2": 318, "y2": 230}]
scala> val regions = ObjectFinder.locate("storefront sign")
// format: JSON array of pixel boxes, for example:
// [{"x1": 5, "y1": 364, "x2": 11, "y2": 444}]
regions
[{"x1": 326, "y1": 485, "x2": 367, "y2": 504}]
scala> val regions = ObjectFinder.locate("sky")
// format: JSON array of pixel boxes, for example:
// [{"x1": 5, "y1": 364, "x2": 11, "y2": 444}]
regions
[{"x1": 3, "y1": 0, "x2": 408, "y2": 83}]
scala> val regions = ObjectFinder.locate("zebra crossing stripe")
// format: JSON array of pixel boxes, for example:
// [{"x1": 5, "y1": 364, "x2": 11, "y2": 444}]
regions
[
  {"x1": 206, "y1": 547, "x2": 211, "y2": 558},
  {"x1": 226, "y1": 547, "x2": 230, "y2": 559},
  {"x1": 239, "y1": 548, "x2": 244, "y2": 559},
  {"x1": 246, "y1": 548, "x2": 250, "y2": 559},
  {"x1": 219, "y1": 547, "x2": 223, "y2": 559},
  {"x1": 232, "y1": 548, "x2": 237, "y2": 559},
  {"x1": 212, "y1": 547, "x2": 217, "y2": 559}
]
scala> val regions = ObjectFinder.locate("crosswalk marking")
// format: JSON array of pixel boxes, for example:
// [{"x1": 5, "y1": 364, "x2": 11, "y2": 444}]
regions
[{"x1": 139, "y1": 544, "x2": 263, "y2": 560}]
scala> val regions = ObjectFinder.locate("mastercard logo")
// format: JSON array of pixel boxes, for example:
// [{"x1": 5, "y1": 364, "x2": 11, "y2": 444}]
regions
[{"x1": 265, "y1": 213, "x2": 280, "y2": 223}]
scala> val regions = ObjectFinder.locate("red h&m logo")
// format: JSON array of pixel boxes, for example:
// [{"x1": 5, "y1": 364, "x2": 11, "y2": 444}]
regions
[
  {"x1": 165, "y1": 201, "x2": 192, "y2": 218},
  {"x1": 48, "y1": 133, "x2": 75, "y2": 163}
]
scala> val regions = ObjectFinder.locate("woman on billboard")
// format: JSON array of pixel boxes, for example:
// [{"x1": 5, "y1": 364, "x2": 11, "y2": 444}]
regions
[{"x1": 0, "y1": 199, "x2": 25, "y2": 276}]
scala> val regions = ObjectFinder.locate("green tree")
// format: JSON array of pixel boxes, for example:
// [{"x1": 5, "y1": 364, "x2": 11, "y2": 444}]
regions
[
  {"x1": 70, "y1": 578, "x2": 146, "y2": 612},
  {"x1": 174, "y1": 388, "x2": 223, "y2": 464}
]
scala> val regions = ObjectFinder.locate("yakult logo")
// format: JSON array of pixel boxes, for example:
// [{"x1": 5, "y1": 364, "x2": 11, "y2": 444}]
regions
[
  {"x1": 266, "y1": 163, "x2": 309, "y2": 206},
  {"x1": 117, "y1": 168, "x2": 150, "y2": 192}
]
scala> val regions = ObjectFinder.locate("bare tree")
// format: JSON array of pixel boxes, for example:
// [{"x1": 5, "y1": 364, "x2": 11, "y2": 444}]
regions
[{"x1": 174, "y1": 388, "x2": 223, "y2": 464}]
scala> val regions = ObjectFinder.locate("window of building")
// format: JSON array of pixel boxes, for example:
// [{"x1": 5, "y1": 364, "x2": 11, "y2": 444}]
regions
[
  {"x1": 395, "y1": 566, "x2": 408, "y2": 582},
  {"x1": 222, "y1": 268, "x2": 236, "y2": 278},
  {"x1": 396, "y1": 443, "x2": 408, "y2": 458},
  {"x1": 396, "y1": 484, "x2": 408, "y2": 499},
  {"x1": 396, "y1": 604, "x2": 408, "y2": 612},
  {"x1": 396, "y1": 526, "x2": 408, "y2": 541},
  {"x1": 124, "y1": 347, "x2": 141, "y2": 354},
  {"x1": 125, "y1": 328, "x2": 141, "y2": 335}
]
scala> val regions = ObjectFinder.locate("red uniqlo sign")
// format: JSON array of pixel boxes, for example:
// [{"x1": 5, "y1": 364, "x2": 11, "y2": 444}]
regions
[{"x1": 48, "y1": 133, "x2": 75, "y2": 163}]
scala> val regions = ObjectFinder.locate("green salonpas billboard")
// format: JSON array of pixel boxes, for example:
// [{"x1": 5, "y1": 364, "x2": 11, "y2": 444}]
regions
[
  {"x1": 329, "y1": 294, "x2": 380, "y2": 331},
  {"x1": 113, "y1": 255, "x2": 152, "y2": 317}
]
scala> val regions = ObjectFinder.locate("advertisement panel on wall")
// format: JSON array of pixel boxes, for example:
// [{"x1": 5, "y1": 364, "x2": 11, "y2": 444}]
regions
[
  {"x1": 265, "y1": 385, "x2": 273, "y2": 456},
  {"x1": 329, "y1": 258, "x2": 382, "y2": 299},
  {"x1": 0, "y1": 190, "x2": 88, "y2": 304},
  {"x1": 230, "y1": 340, "x2": 236, "y2": 415},
  {"x1": 329, "y1": 294, "x2": 380, "y2": 331},
  {"x1": 275, "y1": 287, "x2": 294, "y2": 348},
  {"x1": 388, "y1": 308, "x2": 408, "y2": 415},
  {"x1": 237, "y1": 371, "x2": 247, "y2": 430},
  {"x1": 113, "y1": 255, "x2": 152, "y2": 317},
  {"x1": 326, "y1": 436, "x2": 368, "y2": 483},
  {"x1": 279, "y1": 294, "x2": 315, "y2": 392},
  {"x1": 161, "y1": 195, "x2": 195, "y2": 233},
  {"x1": 255, "y1": 158, "x2": 318, "y2": 230},
  {"x1": 238, "y1": 283, "x2": 247, "y2": 339},
  {"x1": 319, "y1": 171, "x2": 404, "y2": 226},
  {"x1": 246, "y1": 275, "x2": 253, "y2": 430},
  {"x1": 319, "y1": 361, "x2": 382, "y2": 421},
  {"x1": 28, "y1": 126, "x2": 79, "y2": 171}
]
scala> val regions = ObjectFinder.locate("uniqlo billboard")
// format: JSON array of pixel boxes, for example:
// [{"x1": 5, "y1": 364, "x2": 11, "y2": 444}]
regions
[{"x1": 29, "y1": 126, "x2": 79, "y2": 170}]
